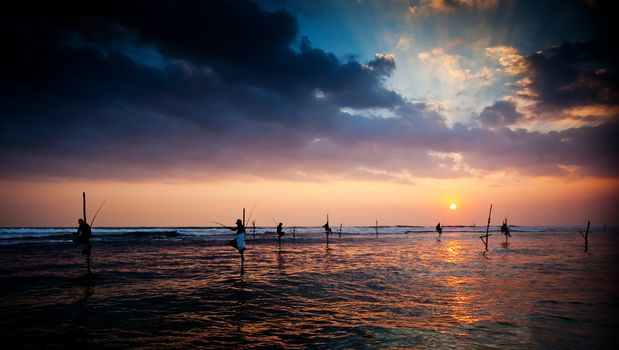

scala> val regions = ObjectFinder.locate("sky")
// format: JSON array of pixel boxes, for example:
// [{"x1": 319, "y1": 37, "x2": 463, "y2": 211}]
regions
[{"x1": 0, "y1": 0, "x2": 617, "y2": 227}]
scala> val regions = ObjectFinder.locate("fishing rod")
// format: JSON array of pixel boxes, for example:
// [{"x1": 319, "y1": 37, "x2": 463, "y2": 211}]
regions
[
  {"x1": 210, "y1": 221, "x2": 230, "y2": 229},
  {"x1": 246, "y1": 197, "x2": 260, "y2": 226},
  {"x1": 90, "y1": 196, "x2": 108, "y2": 227},
  {"x1": 267, "y1": 212, "x2": 278, "y2": 226}
]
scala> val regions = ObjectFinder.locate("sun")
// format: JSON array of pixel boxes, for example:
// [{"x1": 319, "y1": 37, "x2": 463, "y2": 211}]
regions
[{"x1": 449, "y1": 203, "x2": 457, "y2": 210}]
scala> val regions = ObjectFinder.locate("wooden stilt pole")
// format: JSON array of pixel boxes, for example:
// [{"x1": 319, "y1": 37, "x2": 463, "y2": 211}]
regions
[
  {"x1": 81, "y1": 192, "x2": 92, "y2": 273},
  {"x1": 240, "y1": 250, "x2": 244, "y2": 276},
  {"x1": 479, "y1": 204, "x2": 492, "y2": 251},
  {"x1": 375, "y1": 220, "x2": 378, "y2": 238},
  {"x1": 580, "y1": 221, "x2": 590, "y2": 252},
  {"x1": 326, "y1": 232, "x2": 329, "y2": 247},
  {"x1": 252, "y1": 220, "x2": 256, "y2": 238},
  {"x1": 292, "y1": 226, "x2": 296, "y2": 238},
  {"x1": 241, "y1": 208, "x2": 246, "y2": 276},
  {"x1": 339, "y1": 223, "x2": 342, "y2": 238},
  {"x1": 86, "y1": 244, "x2": 91, "y2": 273}
]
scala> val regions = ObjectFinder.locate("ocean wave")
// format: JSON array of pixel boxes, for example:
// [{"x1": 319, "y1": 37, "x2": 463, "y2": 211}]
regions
[{"x1": 0, "y1": 225, "x2": 606, "y2": 245}]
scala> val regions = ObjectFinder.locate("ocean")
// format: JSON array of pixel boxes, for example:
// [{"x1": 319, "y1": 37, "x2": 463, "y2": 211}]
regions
[{"x1": 1, "y1": 226, "x2": 617, "y2": 349}]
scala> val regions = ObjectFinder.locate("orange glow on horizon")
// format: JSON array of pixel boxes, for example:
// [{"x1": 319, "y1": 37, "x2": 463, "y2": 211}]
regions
[{"x1": 0, "y1": 175, "x2": 617, "y2": 227}]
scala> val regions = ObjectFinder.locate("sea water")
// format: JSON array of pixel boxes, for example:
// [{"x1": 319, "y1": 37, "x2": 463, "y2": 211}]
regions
[{"x1": 1, "y1": 226, "x2": 617, "y2": 349}]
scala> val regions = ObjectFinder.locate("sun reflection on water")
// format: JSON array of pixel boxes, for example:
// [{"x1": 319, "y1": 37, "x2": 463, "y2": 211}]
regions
[{"x1": 444, "y1": 240, "x2": 463, "y2": 264}]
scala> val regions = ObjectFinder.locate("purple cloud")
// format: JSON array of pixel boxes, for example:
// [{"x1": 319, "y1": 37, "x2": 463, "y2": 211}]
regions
[
  {"x1": 477, "y1": 101, "x2": 526, "y2": 128},
  {"x1": 0, "y1": 0, "x2": 617, "y2": 182}
]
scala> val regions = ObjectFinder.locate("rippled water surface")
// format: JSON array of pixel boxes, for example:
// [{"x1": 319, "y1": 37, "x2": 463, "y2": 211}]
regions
[{"x1": 1, "y1": 229, "x2": 618, "y2": 349}]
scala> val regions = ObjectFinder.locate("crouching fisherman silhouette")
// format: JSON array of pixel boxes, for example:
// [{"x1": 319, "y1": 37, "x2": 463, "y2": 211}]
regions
[
  {"x1": 228, "y1": 219, "x2": 246, "y2": 275},
  {"x1": 500, "y1": 218, "x2": 511, "y2": 247},
  {"x1": 500, "y1": 219, "x2": 511, "y2": 237},
  {"x1": 322, "y1": 221, "x2": 332, "y2": 236},
  {"x1": 73, "y1": 218, "x2": 92, "y2": 273}
]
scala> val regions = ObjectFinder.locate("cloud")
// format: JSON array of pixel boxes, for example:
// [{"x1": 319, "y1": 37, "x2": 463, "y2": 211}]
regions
[
  {"x1": 409, "y1": 0, "x2": 499, "y2": 15},
  {"x1": 492, "y1": 40, "x2": 619, "y2": 132},
  {"x1": 454, "y1": 120, "x2": 619, "y2": 177},
  {"x1": 418, "y1": 48, "x2": 494, "y2": 87},
  {"x1": 523, "y1": 41, "x2": 619, "y2": 111},
  {"x1": 0, "y1": 0, "x2": 617, "y2": 182},
  {"x1": 418, "y1": 48, "x2": 471, "y2": 81},
  {"x1": 0, "y1": 0, "x2": 403, "y2": 179},
  {"x1": 366, "y1": 53, "x2": 397, "y2": 79},
  {"x1": 417, "y1": 48, "x2": 470, "y2": 80},
  {"x1": 477, "y1": 100, "x2": 526, "y2": 128},
  {"x1": 473, "y1": 39, "x2": 619, "y2": 171},
  {"x1": 485, "y1": 46, "x2": 529, "y2": 75}
]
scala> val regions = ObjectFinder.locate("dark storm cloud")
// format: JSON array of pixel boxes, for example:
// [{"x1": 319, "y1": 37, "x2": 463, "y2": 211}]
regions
[
  {"x1": 0, "y1": 0, "x2": 616, "y2": 181},
  {"x1": 525, "y1": 40, "x2": 619, "y2": 112},
  {"x1": 0, "y1": 0, "x2": 405, "y2": 179}
]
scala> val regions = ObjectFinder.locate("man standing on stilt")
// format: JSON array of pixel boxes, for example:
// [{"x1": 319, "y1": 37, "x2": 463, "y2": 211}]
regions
[{"x1": 228, "y1": 219, "x2": 246, "y2": 275}]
